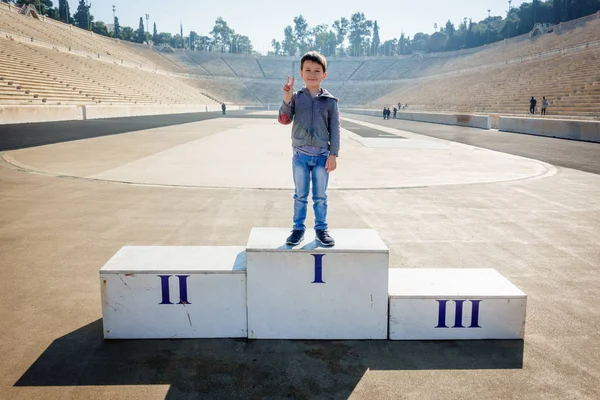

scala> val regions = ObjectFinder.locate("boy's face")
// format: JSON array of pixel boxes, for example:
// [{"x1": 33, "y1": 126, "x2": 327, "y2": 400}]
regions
[{"x1": 300, "y1": 60, "x2": 327, "y2": 91}]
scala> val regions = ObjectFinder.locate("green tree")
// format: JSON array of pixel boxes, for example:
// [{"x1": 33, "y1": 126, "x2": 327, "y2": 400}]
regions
[
  {"x1": 399, "y1": 33, "x2": 407, "y2": 54},
  {"x1": 271, "y1": 39, "x2": 282, "y2": 55},
  {"x1": 153, "y1": 22, "x2": 158, "y2": 43},
  {"x1": 197, "y1": 35, "x2": 211, "y2": 51},
  {"x1": 231, "y1": 34, "x2": 252, "y2": 54},
  {"x1": 155, "y1": 32, "x2": 171, "y2": 45},
  {"x1": 113, "y1": 15, "x2": 120, "y2": 38},
  {"x1": 210, "y1": 17, "x2": 234, "y2": 52},
  {"x1": 371, "y1": 20, "x2": 380, "y2": 56},
  {"x1": 92, "y1": 21, "x2": 108, "y2": 36},
  {"x1": 348, "y1": 12, "x2": 372, "y2": 56},
  {"x1": 380, "y1": 38, "x2": 398, "y2": 56},
  {"x1": 293, "y1": 15, "x2": 310, "y2": 54},
  {"x1": 16, "y1": 0, "x2": 52, "y2": 14},
  {"x1": 73, "y1": 0, "x2": 91, "y2": 30},
  {"x1": 120, "y1": 26, "x2": 134, "y2": 41},
  {"x1": 189, "y1": 31, "x2": 198, "y2": 50},
  {"x1": 282, "y1": 25, "x2": 297, "y2": 56},
  {"x1": 58, "y1": 0, "x2": 70, "y2": 23},
  {"x1": 135, "y1": 16, "x2": 145, "y2": 43},
  {"x1": 170, "y1": 33, "x2": 182, "y2": 48},
  {"x1": 332, "y1": 17, "x2": 348, "y2": 55}
]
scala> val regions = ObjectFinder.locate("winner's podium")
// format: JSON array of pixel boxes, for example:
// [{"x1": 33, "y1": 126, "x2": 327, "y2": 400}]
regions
[
  {"x1": 246, "y1": 228, "x2": 389, "y2": 339},
  {"x1": 99, "y1": 228, "x2": 528, "y2": 340}
]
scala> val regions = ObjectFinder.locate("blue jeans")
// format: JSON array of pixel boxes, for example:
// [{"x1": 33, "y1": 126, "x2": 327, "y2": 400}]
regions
[{"x1": 292, "y1": 151, "x2": 329, "y2": 231}]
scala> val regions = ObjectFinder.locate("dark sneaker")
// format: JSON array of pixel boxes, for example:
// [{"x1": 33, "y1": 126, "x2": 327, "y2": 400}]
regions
[
  {"x1": 316, "y1": 230, "x2": 335, "y2": 247},
  {"x1": 286, "y1": 230, "x2": 305, "y2": 246}
]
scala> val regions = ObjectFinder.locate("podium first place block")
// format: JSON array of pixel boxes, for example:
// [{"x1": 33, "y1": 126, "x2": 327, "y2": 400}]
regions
[
  {"x1": 100, "y1": 246, "x2": 247, "y2": 339},
  {"x1": 389, "y1": 268, "x2": 527, "y2": 340},
  {"x1": 246, "y1": 227, "x2": 389, "y2": 339}
]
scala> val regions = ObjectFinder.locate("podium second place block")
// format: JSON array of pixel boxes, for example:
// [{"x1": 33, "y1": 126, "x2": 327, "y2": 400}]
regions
[
  {"x1": 246, "y1": 227, "x2": 389, "y2": 339},
  {"x1": 100, "y1": 246, "x2": 247, "y2": 339}
]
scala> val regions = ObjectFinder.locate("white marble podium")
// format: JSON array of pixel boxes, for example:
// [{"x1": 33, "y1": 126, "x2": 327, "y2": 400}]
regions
[
  {"x1": 100, "y1": 246, "x2": 247, "y2": 339},
  {"x1": 388, "y1": 268, "x2": 527, "y2": 340},
  {"x1": 245, "y1": 227, "x2": 389, "y2": 339}
]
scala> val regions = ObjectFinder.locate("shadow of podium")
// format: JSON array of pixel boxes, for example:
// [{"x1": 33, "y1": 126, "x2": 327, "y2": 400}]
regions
[{"x1": 15, "y1": 319, "x2": 523, "y2": 399}]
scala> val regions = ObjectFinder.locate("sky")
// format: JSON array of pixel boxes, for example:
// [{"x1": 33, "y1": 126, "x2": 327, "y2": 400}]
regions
[{"x1": 78, "y1": 0, "x2": 528, "y2": 54}]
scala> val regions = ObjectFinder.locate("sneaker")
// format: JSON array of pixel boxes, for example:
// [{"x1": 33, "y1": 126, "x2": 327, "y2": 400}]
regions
[
  {"x1": 286, "y1": 229, "x2": 305, "y2": 246},
  {"x1": 315, "y1": 230, "x2": 335, "y2": 247}
]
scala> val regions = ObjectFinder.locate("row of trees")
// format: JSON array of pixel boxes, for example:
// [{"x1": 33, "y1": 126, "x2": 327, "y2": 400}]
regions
[
  {"x1": 3, "y1": 0, "x2": 253, "y2": 53},
  {"x1": 270, "y1": 0, "x2": 600, "y2": 57}
]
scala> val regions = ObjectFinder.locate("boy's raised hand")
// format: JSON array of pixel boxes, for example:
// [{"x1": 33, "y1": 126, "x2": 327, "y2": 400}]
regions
[{"x1": 282, "y1": 76, "x2": 294, "y2": 105}]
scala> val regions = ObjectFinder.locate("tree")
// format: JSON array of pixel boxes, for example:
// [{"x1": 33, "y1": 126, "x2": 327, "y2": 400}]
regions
[
  {"x1": 271, "y1": 39, "x2": 282, "y2": 55},
  {"x1": 135, "y1": 16, "x2": 145, "y2": 43},
  {"x1": 197, "y1": 35, "x2": 211, "y2": 51},
  {"x1": 16, "y1": 0, "x2": 52, "y2": 14},
  {"x1": 120, "y1": 26, "x2": 134, "y2": 41},
  {"x1": 348, "y1": 12, "x2": 372, "y2": 56},
  {"x1": 180, "y1": 23, "x2": 184, "y2": 48},
  {"x1": 231, "y1": 34, "x2": 252, "y2": 54},
  {"x1": 371, "y1": 20, "x2": 380, "y2": 56},
  {"x1": 210, "y1": 17, "x2": 234, "y2": 52},
  {"x1": 170, "y1": 34, "x2": 182, "y2": 48},
  {"x1": 189, "y1": 31, "x2": 198, "y2": 50},
  {"x1": 58, "y1": 0, "x2": 70, "y2": 23},
  {"x1": 380, "y1": 39, "x2": 398, "y2": 56},
  {"x1": 92, "y1": 21, "x2": 108, "y2": 36},
  {"x1": 293, "y1": 15, "x2": 310, "y2": 54},
  {"x1": 155, "y1": 32, "x2": 172, "y2": 45},
  {"x1": 311, "y1": 25, "x2": 336, "y2": 57},
  {"x1": 332, "y1": 17, "x2": 348, "y2": 55},
  {"x1": 113, "y1": 15, "x2": 120, "y2": 39},
  {"x1": 153, "y1": 22, "x2": 158, "y2": 44},
  {"x1": 73, "y1": 0, "x2": 91, "y2": 30},
  {"x1": 399, "y1": 33, "x2": 407, "y2": 54},
  {"x1": 282, "y1": 25, "x2": 297, "y2": 56}
]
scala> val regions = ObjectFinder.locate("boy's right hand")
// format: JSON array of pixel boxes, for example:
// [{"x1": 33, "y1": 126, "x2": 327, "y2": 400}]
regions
[{"x1": 282, "y1": 76, "x2": 294, "y2": 105}]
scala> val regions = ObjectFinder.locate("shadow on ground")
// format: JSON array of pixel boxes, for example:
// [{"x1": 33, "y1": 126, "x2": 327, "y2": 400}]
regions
[
  {"x1": 15, "y1": 319, "x2": 523, "y2": 399},
  {"x1": 0, "y1": 111, "x2": 252, "y2": 151}
]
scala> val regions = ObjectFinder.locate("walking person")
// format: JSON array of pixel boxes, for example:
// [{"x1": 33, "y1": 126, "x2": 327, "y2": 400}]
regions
[{"x1": 529, "y1": 96, "x2": 537, "y2": 115}]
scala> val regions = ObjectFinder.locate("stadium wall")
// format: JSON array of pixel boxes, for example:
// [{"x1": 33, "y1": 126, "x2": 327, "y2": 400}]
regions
[
  {"x1": 0, "y1": 104, "x2": 232, "y2": 124},
  {"x1": 499, "y1": 117, "x2": 600, "y2": 143},
  {"x1": 0, "y1": 105, "x2": 83, "y2": 124},
  {"x1": 347, "y1": 109, "x2": 491, "y2": 130}
]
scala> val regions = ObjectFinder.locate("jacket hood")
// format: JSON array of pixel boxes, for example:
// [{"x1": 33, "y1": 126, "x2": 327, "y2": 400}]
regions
[{"x1": 299, "y1": 87, "x2": 338, "y2": 102}]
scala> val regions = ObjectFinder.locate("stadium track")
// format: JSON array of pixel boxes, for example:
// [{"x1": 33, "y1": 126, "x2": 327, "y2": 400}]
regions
[
  {"x1": 346, "y1": 113, "x2": 600, "y2": 175},
  {"x1": 1, "y1": 110, "x2": 600, "y2": 399},
  {"x1": 1, "y1": 111, "x2": 599, "y2": 175}
]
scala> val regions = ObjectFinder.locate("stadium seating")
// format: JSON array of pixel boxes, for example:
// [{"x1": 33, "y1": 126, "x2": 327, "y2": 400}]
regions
[
  {"x1": 0, "y1": 36, "x2": 215, "y2": 105},
  {"x1": 373, "y1": 47, "x2": 600, "y2": 117},
  {"x1": 0, "y1": 2, "x2": 599, "y2": 117}
]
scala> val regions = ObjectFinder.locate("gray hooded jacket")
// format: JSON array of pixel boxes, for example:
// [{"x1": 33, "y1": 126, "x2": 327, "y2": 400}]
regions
[{"x1": 278, "y1": 87, "x2": 340, "y2": 156}]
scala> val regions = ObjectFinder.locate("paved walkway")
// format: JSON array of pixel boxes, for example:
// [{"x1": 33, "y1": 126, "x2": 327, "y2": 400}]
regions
[{"x1": 1, "y1": 112, "x2": 599, "y2": 399}]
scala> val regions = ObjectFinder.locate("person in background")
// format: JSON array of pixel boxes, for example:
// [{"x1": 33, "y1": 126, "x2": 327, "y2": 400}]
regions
[{"x1": 541, "y1": 96, "x2": 549, "y2": 116}]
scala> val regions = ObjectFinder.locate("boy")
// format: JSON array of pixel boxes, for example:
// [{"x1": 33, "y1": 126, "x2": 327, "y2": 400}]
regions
[{"x1": 278, "y1": 51, "x2": 340, "y2": 247}]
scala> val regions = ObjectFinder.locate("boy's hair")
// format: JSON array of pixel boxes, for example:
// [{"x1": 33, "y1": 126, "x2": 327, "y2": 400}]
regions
[{"x1": 300, "y1": 51, "x2": 327, "y2": 73}]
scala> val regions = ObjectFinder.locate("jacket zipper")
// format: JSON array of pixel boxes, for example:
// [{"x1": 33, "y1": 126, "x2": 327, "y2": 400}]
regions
[{"x1": 310, "y1": 93, "x2": 315, "y2": 146}]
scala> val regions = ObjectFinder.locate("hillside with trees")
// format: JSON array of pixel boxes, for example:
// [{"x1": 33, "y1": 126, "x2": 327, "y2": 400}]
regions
[{"x1": 270, "y1": 0, "x2": 600, "y2": 56}]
